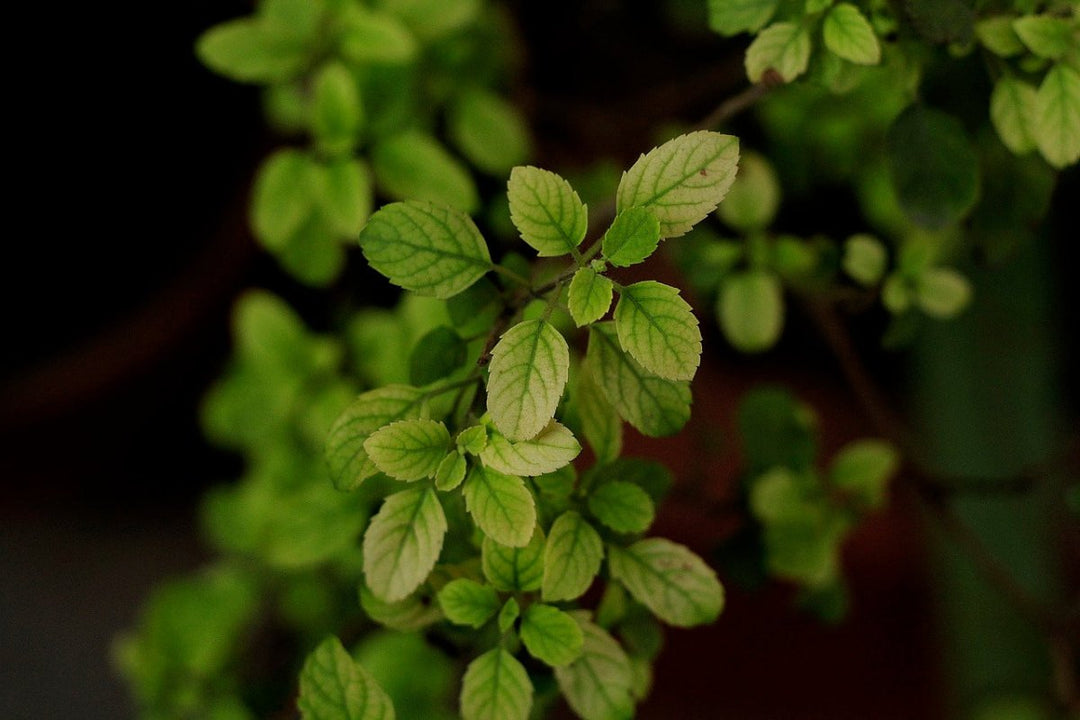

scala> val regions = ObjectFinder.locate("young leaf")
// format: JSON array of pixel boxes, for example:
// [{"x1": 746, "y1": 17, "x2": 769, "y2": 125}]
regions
[
  {"x1": 823, "y1": 4, "x2": 881, "y2": 65},
  {"x1": 457, "y1": 425, "x2": 489, "y2": 456},
  {"x1": 716, "y1": 151, "x2": 780, "y2": 232},
  {"x1": 1033, "y1": 64, "x2": 1080, "y2": 169},
  {"x1": 312, "y1": 62, "x2": 362, "y2": 156},
  {"x1": 573, "y1": 363, "x2": 623, "y2": 464},
  {"x1": 460, "y1": 649, "x2": 532, "y2": 720},
  {"x1": 915, "y1": 267, "x2": 972, "y2": 319},
  {"x1": 975, "y1": 16, "x2": 1025, "y2": 58},
  {"x1": 842, "y1": 234, "x2": 888, "y2": 286},
  {"x1": 586, "y1": 323, "x2": 691, "y2": 437},
  {"x1": 372, "y1": 131, "x2": 479, "y2": 212},
  {"x1": 498, "y1": 597, "x2": 521, "y2": 633},
  {"x1": 434, "y1": 452, "x2": 468, "y2": 491},
  {"x1": 707, "y1": 0, "x2": 779, "y2": 35},
  {"x1": 449, "y1": 89, "x2": 532, "y2": 175},
  {"x1": 991, "y1": 77, "x2": 1039, "y2": 155},
  {"x1": 553, "y1": 617, "x2": 635, "y2": 720},
  {"x1": 479, "y1": 421, "x2": 582, "y2": 477},
  {"x1": 520, "y1": 604, "x2": 585, "y2": 667},
  {"x1": 718, "y1": 270, "x2": 785, "y2": 353},
  {"x1": 482, "y1": 529, "x2": 545, "y2": 592},
  {"x1": 437, "y1": 579, "x2": 500, "y2": 628},
  {"x1": 614, "y1": 281, "x2": 702, "y2": 381},
  {"x1": 298, "y1": 636, "x2": 395, "y2": 720},
  {"x1": 358, "y1": 200, "x2": 492, "y2": 299},
  {"x1": 507, "y1": 166, "x2": 588, "y2": 257},
  {"x1": 326, "y1": 385, "x2": 426, "y2": 491},
  {"x1": 196, "y1": 19, "x2": 308, "y2": 84},
  {"x1": 602, "y1": 207, "x2": 661, "y2": 268},
  {"x1": 314, "y1": 158, "x2": 372, "y2": 236},
  {"x1": 363, "y1": 487, "x2": 447, "y2": 602},
  {"x1": 542, "y1": 511, "x2": 604, "y2": 602},
  {"x1": 463, "y1": 465, "x2": 537, "y2": 547},
  {"x1": 487, "y1": 319, "x2": 570, "y2": 441},
  {"x1": 828, "y1": 439, "x2": 899, "y2": 510},
  {"x1": 251, "y1": 150, "x2": 314, "y2": 250},
  {"x1": 607, "y1": 538, "x2": 725, "y2": 627},
  {"x1": 568, "y1": 267, "x2": 615, "y2": 327},
  {"x1": 364, "y1": 419, "x2": 452, "y2": 481},
  {"x1": 744, "y1": 22, "x2": 812, "y2": 83},
  {"x1": 588, "y1": 481, "x2": 656, "y2": 534},
  {"x1": 616, "y1": 131, "x2": 740, "y2": 238},
  {"x1": 338, "y1": 6, "x2": 418, "y2": 64},
  {"x1": 1012, "y1": 15, "x2": 1076, "y2": 59}
]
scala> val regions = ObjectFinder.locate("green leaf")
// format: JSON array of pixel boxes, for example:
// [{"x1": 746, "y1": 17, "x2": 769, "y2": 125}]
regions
[
  {"x1": 718, "y1": 270, "x2": 784, "y2": 353},
  {"x1": 588, "y1": 482, "x2": 655, "y2": 534},
  {"x1": 480, "y1": 421, "x2": 581, "y2": 477},
  {"x1": 372, "y1": 131, "x2": 479, "y2": 212},
  {"x1": 716, "y1": 150, "x2": 780, "y2": 232},
  {"x1": 498, "y1": 597, "x2": 520, "y2": 633},
  {"x1": 507, "y1": 166, "x2": 588, "y2": 257},
  {"x1": 568, "y1": 267, "x2": 615, "y2": 327},
  {"x1": 991, "y1": 77, "x2": 1039, "y2": 155},
  {"x1": 279, "y1": 215, "x2": 347, "y2": 286},
  {"x1": 409, "y1": 327, "x2": 467, "y2": 386},
  {"x1": 823, "y1": 4, "x2": 881, "y2": 65},
  {"x1": 434, "y1": 452, "x2": 468, "y2": 491},
  {"x1": 457, "y1": 425, "x2": 489, "y2": 455},
  {"x1": 298, "y1": 636, "x2": 395, "y2": 720},
  {"x1": 359, "y1": 200, "x2": 492, "y2": 299},
  {"x1": 585, "y1": 323, "x2": 691, "y2": 437},
  {"x1": 573, "y1": 363, "x2": 623, "y2": 464},
  {"x1": 363, "y1": 487, "x2": 447, "y2": 602},
  {"x1": 486, "y1": 319, "x2": 570, "y2": 441},
  {"x1": 601, "y1": 207, "x2": 661, "y2": 268},
  {"x1": 904, "y1": 0, "x2": 974, "y2": 45},
  {"x1": 520, "y1": 604, "x2": 585, "y2": 667},
  {"x1": 437, "y1": 579, "x2": 500, "y2": 628},
  {"x1": 449, "y1": 89, "x2": 531, "y2": 175},
  {"x1": 313, "y1": 62, "x2": 363, "y2": 156},
  {"x1": 614, "y1": 281, "x2": 702, "y2": 381},
  {"x1": 542, "y1": 511, "x2": 604, "y2": 602},
  {"x1": 364, "y1": 419, "x2": 452, "y2": 481},
  {"x1": 1033, "y1": 64, "x2": 1080, "y2": 169},
  {"x1": 1013, "y1": 15, "x2": 1076, "y2": 60},
  {"x1": 915, "y1": 267, "x2": 972, "y2": 318},
  {"x1": 706, "y1": 0, "x2": 779, "y2": 35},
  {"x1": 379, "y1": 0, "x2": 480, "y2": 41},
  {"x1": 359, "y1": 586, "x2": 442, "y2": 631},
  {"x1": 842, "y1": 234, "x2": 888, "y2": 286},
  {"x1": 314, "y1": 158, "x2": 373, "y2": 236},
  {"x1": 251, "y1": 149, "x2": 315, "y2": 250},
  {"x1": 326, "y1": 385, "x2": 426, "y2": 491},
  {"x1": 196, "y1": 19, "x2": 308, "y2": 83},
  {"x1": 744, "y1": 22, "x2": 812, "y2": 83},
  {"x1": 482, "y1": 528, "x2": 545, "y2": 592},
  {"x1": 886, "y1": 105, "x2": 980, "y2": 229},
  {"x1": 607, "y1": 538, "x2": 724, "y2": 627},
  {"x1": 616, "y1": 131, "x2": 740, "y2": 237},
  {"x1": 463, "y1": 465, "x2": 537, "y2": 547},
  {"x1": 828, "y1": 439, "x2": 899, "y2": 510},
  {"x1": 975, "y1": 16, "x2": 1025, "y2": 57},
  {"x1": 338, "y1": 6, "x2": 418, "y2": 64},
  {"x1": 553, "y1": 616, "x2": 635, "y2": 720},
  {"x1": 460, "y1": 649, "x2": 532, "y2": 720}
]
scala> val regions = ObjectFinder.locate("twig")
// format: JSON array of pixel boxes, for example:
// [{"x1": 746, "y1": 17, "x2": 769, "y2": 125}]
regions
[{"x1": 692, "y1": 78, "x2": 778, "y2": 132}]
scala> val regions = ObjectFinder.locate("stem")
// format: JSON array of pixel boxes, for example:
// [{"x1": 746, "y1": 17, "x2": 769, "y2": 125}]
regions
[{"x1": 692, "y1": 80, "x2": 776, "y2": 131}]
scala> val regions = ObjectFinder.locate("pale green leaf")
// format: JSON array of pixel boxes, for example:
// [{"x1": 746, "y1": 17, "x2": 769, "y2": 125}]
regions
[
  {"x1": 507, "y1": 166, "x2": 588, "y2": 257},
  {"x1": 718, "y1": 270, "x2": 784, "y2": 353},
  {"x1": 359, "y1": 586, "x2": 442, "y2": 631},
  {"x1": 975, "y1": 16, "x2": 1025, "y2": 57},
  {"x1": 716, "y1": 150, "x2": 780, "y2": 232},
  {"x1": 607, "y1": 538, "x2": 724, "y2": 627},
  {"x1": 460, "y1": 649, "x2": 532, "y2": 720},
  {"x1": 1013, "y1": 15, "x2": 1077, "y2": 59},
  {"x1": 588, "y1": 482, "x2": 655, "y2": 534},
  {"x1": 326, "y1": 386, "x2": 426, "y2": 491},
  {"x1": 298, "y1": 636, "x2": 395, "y2": 720},
  {"x1": 991, "y1": 77, "x2": 1039, "y2": 155},
  {"x1": 601, "y1": 207, "x2": 661, "y2": 268},
  {"x1": 585, "y1": 323, "x2": 691, "y2": 437},
  {"x1": 480, "y1": 421, "x2": 581, "y2": 477},
  {"x1": 744, "y1": 22, "x2": 812, "y2": 83},
  {"x1": 434, "y1": 452, "x2": 467, "y2": 491},
  {"x1": 372, "y1": 131, "x2": 479, "y2": 212},
  {"x1": 881, "y1": 274, "x2": 912, "y2": 313},
  {"x1": 568, "y1": 267, "x2": 615, "y2": 327},
  {"x1": 359, "y1": 200, "x2": 492, "y2": 299},
  {"x1": 196, "y1": 19, "x2": 308, "y2": 83},
  {"x1": 915, "y1": 267, "x2": 972, "y2": 318},
  {"x1": 805, "y1": 0, "x2": 834, "y2": 12},
  {"x1": 437, "y1": 579, "x2": 499, "y2": 628},
  {"x1": 456, "y1": 425, "x2": 488, "y2": 456},
  {"x1": 463, "y1": 465, "x2": 537, "y2": 547},
  {"x1": 314, "y1": 158, "x2": 373, "y2": 236},
  {"x1": 450, "y1": 89, "x2": 531, "y2": 175},
  {"x1": 542, "y1": 511, "x2": 603, "y2": 602},
  {"x1": 823, "y1": 4, "x2": 881, "y2": 65},
  {"x1": 379, "y1": 0, "x2": 480, "y2": 41},
  {"x1": 616, "y1": 131, "x2": 740, "y2": 237},
  {"x1": 338, "y1": 6, "x2": 418, "y2": 64},
  {"x1": 260, "y1": 0, "x2": 324, "y2": 40},
  {"x1": 364, "y1": 419, "x2": 451, "y2": 481},
  {"x1": 520, "y1": 604, "x2": 584, "y2": 667},
  {"x1": 363, "y1": 487, "x2": 446, "y2": 602},
  {"x1": 487, "y1": 319, "x2": 570, "y2": 441},
  {"x1": 251, "y1": 149, "x2": 314, "y2": 249},
  {"x1": 842, "y1": 234, "x2": 888, "y2": 286},
  {"x1": 312, "y1": 62, "x2": 362, "y2": 156},
  {"x1": 482, "y1": 528, "x2": 545, "y2": 592},
  {"x1": 706, "y1": 0, "x2": 779, "y2": 35},
  {"x1": 574, "y1": 363, "x2": 623, "y2": 464},
  {"x1": 498, "y1": 597, "x2": 520, "y2": 633},
  {"x1": 1033, "y1": 64, "x2": 1080, "y2": 169},
  {"x1": 614, "y1": 281, "x2": 702, "y2": 381},
  {"x1": 828, "y1": 439, "x2": 899, "y2": 510},
  {"x1": 553, "y1": 617, "x2": 635, "y2": 720}
]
